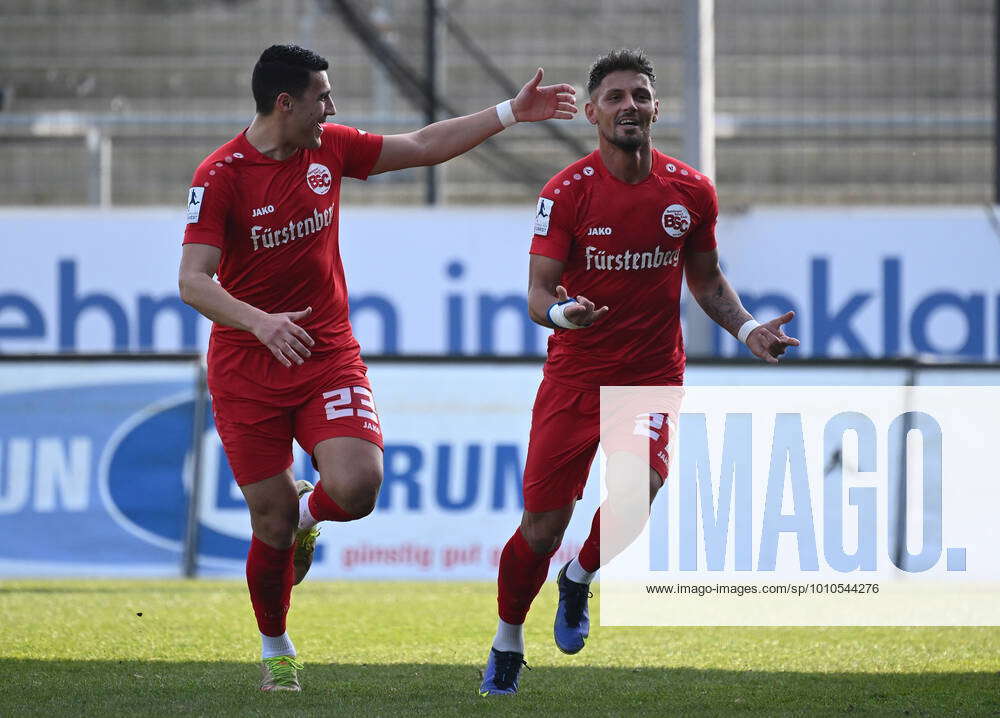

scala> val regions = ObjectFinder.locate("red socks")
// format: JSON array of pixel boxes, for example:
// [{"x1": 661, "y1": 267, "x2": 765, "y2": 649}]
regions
[
  {"x1": 246, "y1": 536, "x2": 295, "y2": 637},
  {"x1": 579, "y1": 504, "x2": 653, "y2": 573},
  {"x1": 246, "y1": 481, "x2": 361, "y2": 638},
  {"x1": 497, "y1": 528, "x2": 558, "y2": 625},
  {"x1": 308, "y1": 480, "x2": 360, "y2": 522},
  {"x1": 577, "y1": 508, "x2": 601, "y2": 573}
]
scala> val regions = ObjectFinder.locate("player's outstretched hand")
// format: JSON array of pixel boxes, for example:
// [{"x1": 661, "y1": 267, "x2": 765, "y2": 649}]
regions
[
  {"x1": 746, "y1": 311, "x2": 800, "y2": 364},
  {"x1": 556, "y1": 285, "x2": 609, "y2": 327},
  {"x1": 511, "y1": 68, "x2": 577, "y2": 122},
  {"x1": 252, "y1": 306, "x2": 315, "y2": 367}
]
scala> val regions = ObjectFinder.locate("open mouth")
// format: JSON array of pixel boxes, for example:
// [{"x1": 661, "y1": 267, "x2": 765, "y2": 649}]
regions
[{"x1": 616, "y1": 117, "x2": 640, "y2": 128}]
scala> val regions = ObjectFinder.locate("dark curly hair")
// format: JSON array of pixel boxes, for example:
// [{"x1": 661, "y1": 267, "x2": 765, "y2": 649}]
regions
[
  {"x1": 586, "y1": 48, "x2": 656, "y2": 96},
  {"x1": 252, "y1": 44, "x2": 329, "y2": 114}
]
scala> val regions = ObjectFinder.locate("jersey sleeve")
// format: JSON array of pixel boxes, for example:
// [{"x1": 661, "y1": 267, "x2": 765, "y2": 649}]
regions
[
  {"x1": 528, "y1": 178, "x2": 576, "y2": 262},
  {"x1": 323, "y1": 123, "x2": 385, "y2": 180},
  {"x1": 687, "y1": 178, "x2": 719, "y2": 252},
  {"x1": 182, "y1": 160, "x2": 236, "y2": 249}
]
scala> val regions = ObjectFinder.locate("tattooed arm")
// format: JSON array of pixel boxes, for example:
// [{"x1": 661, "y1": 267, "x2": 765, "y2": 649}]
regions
[
  {"x1": 684, "y1": 249, "x2": 751, "y2": 334},
  {"x1": 684, "y1": 249, "x2": 799, "y2": 364}
]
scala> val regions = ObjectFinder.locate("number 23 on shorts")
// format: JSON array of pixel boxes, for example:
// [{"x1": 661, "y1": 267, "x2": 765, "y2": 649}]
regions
[{"x1": 322, "y1": 386, "x2": 380, "y2": 426}]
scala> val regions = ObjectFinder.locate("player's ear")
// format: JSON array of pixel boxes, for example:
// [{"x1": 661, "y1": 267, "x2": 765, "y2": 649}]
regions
[
  {"x1": 584, "y1": 100, "x2": 597, "y2": 125},
  {"x1": 652, "y1": 98, "x2": 659, "y2": 123},
  {"x1": 276, "y1": 92, "x2": 294, "y2": 113}
]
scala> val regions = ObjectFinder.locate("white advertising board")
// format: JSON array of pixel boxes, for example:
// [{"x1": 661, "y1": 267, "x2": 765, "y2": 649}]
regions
[
  {"x1": 1, "y1": 207, "x2": 999, "y2": 359},
  {"x1": 5, "y1": 359, "x2": 994, "y2": 580}
]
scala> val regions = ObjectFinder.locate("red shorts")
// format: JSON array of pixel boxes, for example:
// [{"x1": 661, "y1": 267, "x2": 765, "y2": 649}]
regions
[
  {"x1": 522, "y1": 378, "x2": 678, "y2": 513},
  {"x1": 207, "y1": 340, "x2": 384, "y2": 486}
]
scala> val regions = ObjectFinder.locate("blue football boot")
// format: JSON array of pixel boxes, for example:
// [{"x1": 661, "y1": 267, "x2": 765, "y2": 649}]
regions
[
  {"x1": 553, "y1": 561, "x2": 592, "y2": 654},
  {"x1": 478, "y1": 647, "x2": 529, "y2": 696}
]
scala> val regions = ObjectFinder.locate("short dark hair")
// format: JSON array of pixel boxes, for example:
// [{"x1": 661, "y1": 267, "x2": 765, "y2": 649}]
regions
[
  {"x1": 252, "y1": 44, "x2": 329, "y2": 114},
  {"x1": 586, "y1": 48, "x2": 656, "y2": 96}
]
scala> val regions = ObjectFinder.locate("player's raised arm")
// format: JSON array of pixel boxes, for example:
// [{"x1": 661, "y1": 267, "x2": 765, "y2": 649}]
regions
[
  {"x1": 684, "y1": 248, "x2": 799, "y2": 363},
  {"x1": 178, "y1": 243, "x2": 315, "y2": 368},
  {"x1": 369, "y1": 68, "x2": 576, "y2": 175},
  {"x1": 527, "y1": 254, "x2": 609, "y2": 330}
]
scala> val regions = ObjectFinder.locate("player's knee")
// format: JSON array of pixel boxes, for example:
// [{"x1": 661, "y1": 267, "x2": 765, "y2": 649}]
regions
[
  {"x1": 251, "y1": 506, "x2": 297, "y2": 548},
  {"x1": 535, "y1": 533, "x2": 564, "y2": 555},
  {"x1": 521, "y1": 523, "x2": 564, "y2": 555},
  {"x1": 649, "y1": 469, "x2": 665, "y2": 498},
  {"x1": 529, "y1": 532, "x2": 563, "y2": 555},
  {"x1": 338, "y1": 466, "x2": 382, "y2": 518},
  {"x1": 519, "y1": 507, "x2": 573, "y2": 554},
  {"x1": 345, "y1": 492, "x2": 377, "y2": 519}
]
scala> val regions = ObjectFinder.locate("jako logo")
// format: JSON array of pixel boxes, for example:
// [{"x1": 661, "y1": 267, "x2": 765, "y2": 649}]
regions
[
  {"x1": 587, "y1": 227, "x2": 613, "y2": 236},
  {"x1": 306, "y1": 163, "x2": 332, "y2": 195},
  {"x1": 252, "y1": 204, "x2": 275, "y2": 217}
]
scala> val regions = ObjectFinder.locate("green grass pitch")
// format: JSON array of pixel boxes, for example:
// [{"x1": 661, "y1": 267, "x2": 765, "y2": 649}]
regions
[{"x1": 1, "y1": 579, "x2": 998, "y2": 716}]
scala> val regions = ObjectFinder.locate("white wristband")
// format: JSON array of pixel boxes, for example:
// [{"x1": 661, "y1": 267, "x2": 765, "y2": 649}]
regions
[
  {"x1": 548, "y1": 299, "x2": 584, "y2": 329},
  {"x1": 495, "y1": 99, "x2": 518, "y2": 128},
  {"x1": 737, "y1": 318, "x2": 762, "y2": 345}
]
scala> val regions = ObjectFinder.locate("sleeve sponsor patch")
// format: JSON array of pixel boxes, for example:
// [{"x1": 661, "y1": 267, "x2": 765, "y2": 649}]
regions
[
  {"x1": 186, "y1": 187, "x2": 205, "y2": 223},
  {"x1": 534, "y1": 197, "x2": 554, "y2": 236}
]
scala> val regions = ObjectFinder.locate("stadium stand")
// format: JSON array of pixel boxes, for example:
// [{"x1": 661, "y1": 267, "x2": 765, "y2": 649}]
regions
[{"x1": 0, "y1": 0, "x2": 992, "y2": 206}]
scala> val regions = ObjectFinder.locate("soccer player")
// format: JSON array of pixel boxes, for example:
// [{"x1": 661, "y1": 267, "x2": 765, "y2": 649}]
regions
[
  {"x1": 478, "y1": 49, "x2": 798, "y2": 695},
  {"x1": 178, "y1": 44, "x2": 576, "y2": 692}
]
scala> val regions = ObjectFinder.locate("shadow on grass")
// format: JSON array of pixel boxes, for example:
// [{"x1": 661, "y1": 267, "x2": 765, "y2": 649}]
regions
[
  {"x1": 0, "y1": 584, "x2": 244, "y2": 595},
  {"x1": 1, "y1": 659, "x2": 997, "y2": 717}
]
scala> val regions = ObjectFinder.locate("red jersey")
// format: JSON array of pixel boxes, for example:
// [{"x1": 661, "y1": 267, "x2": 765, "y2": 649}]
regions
[
  {"x1": 182, "y1": 123, "x2": 384, "y2": 358},
  {"x1": 529, "y1": 149, "x2": 718, "y2": 391}
]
